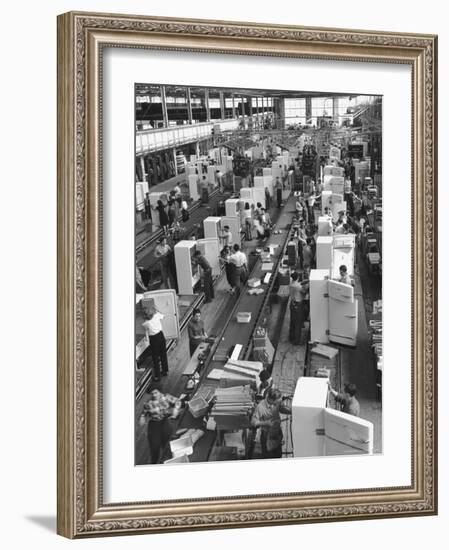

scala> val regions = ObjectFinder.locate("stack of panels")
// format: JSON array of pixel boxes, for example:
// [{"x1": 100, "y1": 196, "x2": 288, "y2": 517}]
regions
[
  {"x1": 208, "y1": 360, "x2": 263, "y2": 389},
  {"x1": 211, "y1": 385, "x2": 255, "y2": 429}
]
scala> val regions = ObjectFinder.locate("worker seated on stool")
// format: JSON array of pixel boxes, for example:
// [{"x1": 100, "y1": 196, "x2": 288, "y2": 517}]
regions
[
  {"x1": 187, "y1": 308, "x2": 208, "y2": 357},
  {"x1": 251, "y1": 388, "x2": 292, "y2": 459}
]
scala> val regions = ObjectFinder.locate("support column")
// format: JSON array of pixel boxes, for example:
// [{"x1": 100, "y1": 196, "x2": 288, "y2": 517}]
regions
[
  {"x1": 305, "y1": 97, "x2": 312, "y2": 124},
  {"x1": 205, "y1": 89, "x2": 211, "y2": 122},
  {"x1": 232, "y1": 95, "x2": 236, "y2": 119},
  {"x1": 172, "y1": 148, "x2": 178, "y2": 176},
  {"x1": 161, "y1": 85, "x2": 169, "y2": 128},
  {"x1": 247, "y1": 97, "x2": 253, "y2": 129},
  {"x1": 139, "y1": 156, "x2": 146, "y2": 181},
  {"x1": 332, "y1": 97, "x2": 339, "y2": 122},
  {"x1": 186, "y1": 87, "x2": 193, "y2": 124},
  {"x1": 220, "y1": 91, "x2": 225, "y2": 120},
  {"x1": 256, "y1": 97, "x2": 260, "y2": 129}
]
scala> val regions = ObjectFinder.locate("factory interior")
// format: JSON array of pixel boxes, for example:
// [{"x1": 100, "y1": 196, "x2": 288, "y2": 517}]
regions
[{"x1": 134, "y1": 84, "x2": 383, "y2": 465}]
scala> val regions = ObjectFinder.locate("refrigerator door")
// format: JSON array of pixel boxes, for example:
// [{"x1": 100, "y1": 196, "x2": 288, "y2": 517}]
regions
[
  {"x1": 142, "y1": 289, "x2": 180, "y2": 340},
  {"x1": 328, "y1": 281, "x2": 358, "y2": 346},
  {"x1": 324, "y1": 408, "x2": 373, "y2": 456},
  {"x1": 197, "y1": 238, "x2": 220, "y2": 276},
  {"x1": 331, "y1": 238, "x2": 355, "y2": 278}
]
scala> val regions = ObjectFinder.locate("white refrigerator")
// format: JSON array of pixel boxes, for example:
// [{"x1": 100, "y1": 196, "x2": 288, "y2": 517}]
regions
[
  {"x1": 225, "y1": 198, "x2": 240, "y2": 217},
  {"x1": 292, "y1": 377, "x2": 373, "y2": 457},
  {"x1": 310, "y1": 269, "x2": 330, "y2": 344},
  {"x1": 141, "y1": 289, "x2": 180, "y2": 340},
  {"x1": 203, "y1": 216, "x2": 221, "y2": 240},
  {"x1": 328, "y1": 279, "x2": 358, "y2": 347},
  {"x1": 316, "y1": 236, "x2": 333, "y2": 270},
  {"x1": 174, "y1": 241, "x2": 200, "y2": 295},
  {"x1": 197, "y1": 238, "x2": 220, "y2": 277},
  {"x1": 331, "y1": 234, "x2": 355, "y2": 278}
]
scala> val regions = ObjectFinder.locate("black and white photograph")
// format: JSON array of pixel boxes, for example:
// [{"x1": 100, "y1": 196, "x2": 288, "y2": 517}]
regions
[{"x1": 134, "y1": 84, "x2": 383, "y2": 465}]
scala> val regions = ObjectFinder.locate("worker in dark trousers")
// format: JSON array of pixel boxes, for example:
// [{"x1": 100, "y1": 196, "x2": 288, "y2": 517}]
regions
[
  {"x1": 289, "y1": 272, "x2": 309, "y2": 345},
  {"x1": 142, "y1": 306, "x2": 169, "y2": 382},
  {"x1": 275, "y1": 177, "x2": 283, "y2": 208},
  {"x1": 251, "y1": 388, "x2": 292, "y2": 459},
  {"x1": 193, "y1": 250, "x2": 214, "y2": 302}
]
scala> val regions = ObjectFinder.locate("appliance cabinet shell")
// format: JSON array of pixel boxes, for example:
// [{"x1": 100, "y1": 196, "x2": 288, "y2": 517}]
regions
[
  {"x1": 249, "y1": 186, "x2": 266, "y2": 209},
  {"x1": 188, "y1": 174, "x2": 200, "y2": 201},
  {"x1": 328, "y1": 280, "x2": 358, "y2": 347},
  {"x1": 292, "y1": 377, "x2": 328, "y2": 457},
  {"x1": 225, "y1": 198, "x2": 240, "y2": 217},
  {"x1": 142, "y1": 289, "x2": 180, "y2": 340},
  {"x1": 203, "y1": 216, "x2": 221, "y2": 240},
  {"x1": 197, "y1": 238, "x2": 220, "y2": 277},
  {"x1": 316, "y1": 236, "x2": 333, "y2": 270},
  {"x1": 174, "y1": 240, "x2": 200, "y2": 295},
  {"x1": 318, "y1": 216, "x2": 333, "y2": 237},
  {"x1": 310, "y1": 269, "x2": 330, "y2": 344}
]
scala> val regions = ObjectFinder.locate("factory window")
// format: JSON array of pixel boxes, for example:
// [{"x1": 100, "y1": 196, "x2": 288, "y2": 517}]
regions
[
  {"x1": 135, "y1": 84, "x2": 164, "y2": 130},
  {"x1": 208, "y1": 90, "x2": 222, "y2": 121},
  {"x1": 165, "y1": 86, "x2": 189, "y2": 127},
  {"x1": 284, "y1": 98, "x2": 306, "y2": 126},
  {"x1": 189, "y1": 88, "x2": 207, "y2": 124}
]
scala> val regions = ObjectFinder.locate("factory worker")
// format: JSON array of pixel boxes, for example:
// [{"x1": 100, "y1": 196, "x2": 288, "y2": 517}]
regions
[
  {"x1": 251, "y1": 388, "x2": 292, "y2": 459},
  {"x1": 337, "y1": 264, "x2": 352, "y2": 286},
  {"x1": 328, "y1": 382, "x2": 360, "y2": 417}
]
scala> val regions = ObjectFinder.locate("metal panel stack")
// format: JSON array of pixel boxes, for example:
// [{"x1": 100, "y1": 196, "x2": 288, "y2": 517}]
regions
[{"x1": 210, "y1": 385, "x2": 255, "y2": 430}]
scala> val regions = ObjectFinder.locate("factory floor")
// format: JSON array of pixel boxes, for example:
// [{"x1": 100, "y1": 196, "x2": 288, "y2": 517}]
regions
[{"x1": 135, "y1": 204, "x2": 383, "y2": 463}]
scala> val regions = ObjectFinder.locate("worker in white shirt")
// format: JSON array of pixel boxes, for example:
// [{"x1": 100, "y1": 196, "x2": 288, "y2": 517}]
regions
[
  {"x1": 337, "y1": 264, "x2": 352, "y2": 286},
  {"x1": 220, "y1": 225, "x2": 233, "y2": 249},
  {"x1": 243, "y1": 202, "x2": 253, "y2": 241},
  {"x1": 228, "y1": 243, "x2": 248, "y2": 294},
  {"x1": 307, "y1": 191, "x2": 320, "y2": 222},
  {"x1": 142, "y1": 305, "x2": 169, "y2": 381}
]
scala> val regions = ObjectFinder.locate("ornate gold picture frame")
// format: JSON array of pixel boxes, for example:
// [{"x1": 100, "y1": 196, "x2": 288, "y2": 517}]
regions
[{"x1": 57, "y1": 11, "x2": 437, "y2": 538}]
